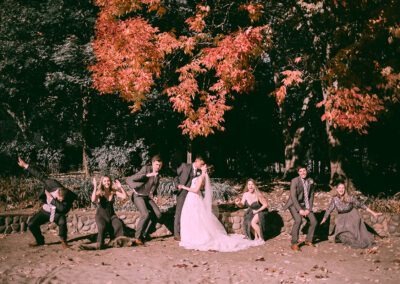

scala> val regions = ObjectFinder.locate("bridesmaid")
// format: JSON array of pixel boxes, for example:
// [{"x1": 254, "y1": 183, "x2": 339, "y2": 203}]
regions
[
  {"x1": 91, "y1": 176, "x2": 128, "y2": 249},
  {"x1": 321, "y1": 182, "x2": 381, "y2": 249},
  {"x1": 235, "y1": 179, "x2": 268, "y2": 241}
]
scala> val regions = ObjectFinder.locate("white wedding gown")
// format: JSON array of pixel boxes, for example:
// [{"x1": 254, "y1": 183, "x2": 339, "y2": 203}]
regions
[{"x1": 179, "y1": 175, "x2": 264, "y2": 252}]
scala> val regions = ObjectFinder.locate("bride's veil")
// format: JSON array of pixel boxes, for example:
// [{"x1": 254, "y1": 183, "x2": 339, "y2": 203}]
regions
[
  {"x1": 203, "y1": 173, "x2": 212, "y2": 213},
  {"x1": 203, "y1": 174, "x2": 219, "y2": 216}
]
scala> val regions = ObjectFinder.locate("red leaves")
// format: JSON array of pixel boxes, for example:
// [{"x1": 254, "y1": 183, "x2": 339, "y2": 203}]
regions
[
  {"x1": 272, "y1": 69, "x2": 303, "y2": 106},
  {"x1": 318, "y1": 87, "x2": 385, "y2": 134},
  {"x1": 185, "y1": 5, "x2": 210, "y2": 33},
  {"x1": 240, "y1": 3, "x2": 264, "y2": 22},
  {"x1": 166, "y1": 26, "x2": 271, "y2": 139},
  {"x1": 90, "y1": 1, "x2": 272, "y2": 139}
]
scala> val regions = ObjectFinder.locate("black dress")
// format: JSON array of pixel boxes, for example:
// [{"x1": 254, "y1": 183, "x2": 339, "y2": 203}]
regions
[
  {"x1": 243, "y1": 201, "x2": 268, "y2": 241},
  {"x1": 95, "y1": 195, "x2": 124, "y2": 247}
]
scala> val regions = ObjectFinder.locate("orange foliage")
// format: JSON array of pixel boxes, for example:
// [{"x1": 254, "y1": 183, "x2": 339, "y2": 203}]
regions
[
  {"x1": 317, "y1": 87, "x2": 384, "y2": 134},
  {"x1": 240, "y1": 3, "x2": 264, "y2": 22},
  {"x1": 90, "y1": 1, "x2": 271, "y2": 138},
  {"x1": 273, "y1": 69, "x2": 303, "y2": 106},
  {"x1": 166, "y1": 26, "x2": 271, "y2": 139},
  {"x1": 185, "y1": 5, "x2": 210, "y2": 33}
]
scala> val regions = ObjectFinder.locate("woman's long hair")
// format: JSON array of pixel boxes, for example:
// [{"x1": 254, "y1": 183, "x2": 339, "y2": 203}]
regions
[
  {"x1": 244, "y1": 179, "x2": 268, "y2": 206},
  {"x1": 96, "y1": 176, "x2": 116, "y2": 197},
  {"x1": 335, "y1": 182, "x2": 351, "y2": 203}
]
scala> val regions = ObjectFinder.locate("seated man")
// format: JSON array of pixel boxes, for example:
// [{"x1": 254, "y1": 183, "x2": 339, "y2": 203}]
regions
[{"x1": 18, "y1": 157, "x2": 77, "y2": 248}]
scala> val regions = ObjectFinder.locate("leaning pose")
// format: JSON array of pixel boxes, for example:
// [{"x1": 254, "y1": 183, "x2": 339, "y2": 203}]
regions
[
  {"x1": 321, "y1": 182, "x2": 381, "y2": 249},
  {"x1": 17, "y1": 157, "x2": 76, "y2": 248}
]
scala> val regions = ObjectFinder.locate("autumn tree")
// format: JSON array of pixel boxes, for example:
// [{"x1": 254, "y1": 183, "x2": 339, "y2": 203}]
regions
[
  {"x1": 90, "y1": 0, "x2": 272, "y2": 146},
  {"x1": 265, "y1": 0, "x2": 399, "y2": 187}
]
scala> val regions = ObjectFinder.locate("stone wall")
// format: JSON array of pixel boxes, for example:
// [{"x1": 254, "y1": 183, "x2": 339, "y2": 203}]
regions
[{"x1": 1, "y1": 208, "x2": 399, "y2": 239}]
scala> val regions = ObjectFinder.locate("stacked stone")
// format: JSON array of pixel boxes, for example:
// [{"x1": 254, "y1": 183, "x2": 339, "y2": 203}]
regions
[
  {"x1": 0, "y1": 214, "x2": 30, "y2": 234},
  {"x1": 1, "y1": 209, "x2": 400, "y2": 239}
]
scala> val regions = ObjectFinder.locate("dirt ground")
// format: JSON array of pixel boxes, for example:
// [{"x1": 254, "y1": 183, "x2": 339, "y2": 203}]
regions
[{"x1": 0, "y1": 232, "x2": 400, "y2": 284}]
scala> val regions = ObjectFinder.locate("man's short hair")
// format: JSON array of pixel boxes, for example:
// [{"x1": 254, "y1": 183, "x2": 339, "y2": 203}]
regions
[
  {"x1": 151, "y1": 155, "x2": 162, "y2": 163},
  {"x1": 297, "y1": 164, "x2": 307, "y2": 171},
  {"x1": 194, "y1": 155, "x2": 204, "y2": 162}
]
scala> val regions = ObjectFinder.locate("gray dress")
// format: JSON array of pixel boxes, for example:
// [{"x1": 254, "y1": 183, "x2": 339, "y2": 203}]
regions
[{"x1": 323, "y1": 196, "x2": 375, "y2": 249}]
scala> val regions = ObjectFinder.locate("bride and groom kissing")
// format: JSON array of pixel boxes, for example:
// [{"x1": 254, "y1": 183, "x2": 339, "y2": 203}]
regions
[{"x1": 173, "y1": 156, "x2": 264, "y2": 252}]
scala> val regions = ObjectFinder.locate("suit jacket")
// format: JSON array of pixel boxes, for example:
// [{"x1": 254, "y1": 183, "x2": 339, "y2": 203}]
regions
[
  {"x1": 26, "y1": 166, "x2": 76, "y2": 215},
  {"x1": 126, "y1": 165, "x2": 160, "y2": 197},
  {"x1": 174, "y1": 163, "x2": 199, "y2": 196},
  {"x1": 283, "y1": 176, "x2": 314, "y2": 212}
]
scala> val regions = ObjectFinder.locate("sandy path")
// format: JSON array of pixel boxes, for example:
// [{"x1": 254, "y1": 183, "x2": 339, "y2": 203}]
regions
[{"x1": 1, "y1": 233, "x2": 400, "y2": 283}]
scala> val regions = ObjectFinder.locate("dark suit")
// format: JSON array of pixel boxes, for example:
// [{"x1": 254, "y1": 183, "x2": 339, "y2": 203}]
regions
[
  {"x1": 26, "y1": 166, "x2": 76, "y2": 244},
  {"x1": 284, "y1": 176, "x2": 317, "y2": 244},
  {"x1": 173, "y1": 163, "x2": 199, "y2": 238},
  {"x1": 126, "y1": 165, "x2": 161, "y2": 239}
]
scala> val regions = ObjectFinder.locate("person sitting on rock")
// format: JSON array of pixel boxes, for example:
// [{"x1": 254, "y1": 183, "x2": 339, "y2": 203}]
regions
[
  {"x1": 321, "y1": 181, "x2": 381, "y2": 249},
  {"x1": 17, "y1": 157, "x2": 77, "y2": 249}
]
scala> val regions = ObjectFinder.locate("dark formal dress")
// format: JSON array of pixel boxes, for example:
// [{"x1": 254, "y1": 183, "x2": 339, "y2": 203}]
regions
[
  {"x1": 323, "y1": 196, "x2": 375, "y2": 248},
  {"x1": 243, "y1": 201, "x2": 268, "y2": 241},
  {"x1": 95, "y1": 195, "x2": 124, "y2": 247}
]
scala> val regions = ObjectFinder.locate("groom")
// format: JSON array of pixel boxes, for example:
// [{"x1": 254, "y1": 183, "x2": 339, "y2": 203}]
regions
[
  {"x1": 283, "y1": 165, "x2": 317, "y2": 251},
  {"x1": 173, "y1": 155, "x2": 205, "y2": 241}
]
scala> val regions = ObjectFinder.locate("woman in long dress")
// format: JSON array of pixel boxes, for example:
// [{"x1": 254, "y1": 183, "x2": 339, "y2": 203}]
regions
[
  {"x1": 321, "y1": 182, "x2": 381, "y2": 249},
  {"x1": 179, "y1": 165, "x2": 264, "y2": 252},
  {"x1": 235, "y1": 179, "x2": 268, "y2": 241}
]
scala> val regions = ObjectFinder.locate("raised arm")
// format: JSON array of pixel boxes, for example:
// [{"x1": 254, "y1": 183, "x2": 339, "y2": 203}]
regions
[
  {"x1": 91, "y1": 177, "x2": 99, "y2": 203},
  {"x1": 113, "y1": 180, "x2": 128, "y2": 200}
]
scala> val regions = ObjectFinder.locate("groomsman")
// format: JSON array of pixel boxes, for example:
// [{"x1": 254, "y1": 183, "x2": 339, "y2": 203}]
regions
[
  {"x1": 173, "y1": 155, "x2": 205, "y2": 241},
  {"x1": 283, "y1": 165, "x2": 317, "y2": 251},
  {"x1": 126, "y1": 155, "x2": 163, "y2": 245},
  {"x1": 17, "y1": 158, "x2": 77, "y2": 248}
]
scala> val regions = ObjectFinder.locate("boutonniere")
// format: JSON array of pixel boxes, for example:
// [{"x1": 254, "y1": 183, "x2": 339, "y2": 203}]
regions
[{"x1": 308, "y1": 178, "x2": 314, "y2": 186}]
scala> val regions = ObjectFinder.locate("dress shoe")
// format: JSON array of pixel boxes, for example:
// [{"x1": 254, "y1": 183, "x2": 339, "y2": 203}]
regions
[
  {"x1": 304, "y1": 241, "x2": 315, "y2": 247},
  {"x1": 61, "y1": 240, "x2": 70, "y2": 249},
  {"x1": 133, "y1": 238, "x2": 144, "y2": 246},
  {"x1": 29, "y1": 242, "x2": 44, "y2": 247},
  {"x1": 173, "y1": 236, "x2": 181, "y2": 241},
  {"x1": 290, "y1": 243, "x2": 301, "y2": 251}
]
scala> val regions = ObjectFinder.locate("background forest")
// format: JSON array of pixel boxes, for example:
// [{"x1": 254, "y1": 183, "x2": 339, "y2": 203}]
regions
[{"x1": 1, "y1": 0, "x2": 399, "y2": 199}]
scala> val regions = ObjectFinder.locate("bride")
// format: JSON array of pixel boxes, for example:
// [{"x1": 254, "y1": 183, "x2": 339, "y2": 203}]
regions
[{"x1": 178, "y1": 165, "x2": 264, "y2": 252}]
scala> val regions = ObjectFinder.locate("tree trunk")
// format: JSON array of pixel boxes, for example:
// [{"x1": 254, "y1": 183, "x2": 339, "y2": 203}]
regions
[
  {"x1": 322, "y1": 88, "x2": 355, "y2": 191},
  {"x1": 81, "y1": 96, "x2": 90, "y2": 177},
  {"x1": 282, "y1": 91, "x2": 314, "y2": 178},
  {"x1": 186, "y1": 140, "x2": 192, "y2": 164}
]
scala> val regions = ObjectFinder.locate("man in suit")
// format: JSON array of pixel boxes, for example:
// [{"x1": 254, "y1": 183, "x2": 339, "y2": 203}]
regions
[
  {"x1": 283, "y1": 165, "x2": 317, "y2": 251},
  {"x1": 173, "y1": 155, "x2": 205, "y2": 241},
  {"x1": 126, "y1": 155, "x2": 163, "y2": 245},
  {"x1": 17, "y1": 157, "x2": 77, "y2": 248}
]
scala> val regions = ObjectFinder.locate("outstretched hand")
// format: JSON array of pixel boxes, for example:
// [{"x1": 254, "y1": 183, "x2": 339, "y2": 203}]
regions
[
  {"x1": 113, "y1": 179, "x2": 122, "y2": 188},
  {"x1": 17, "y1": 157, "x2": 29, "y2": 169}
]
